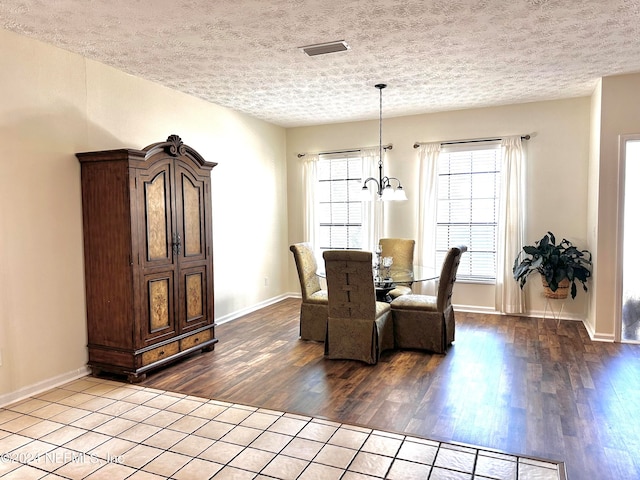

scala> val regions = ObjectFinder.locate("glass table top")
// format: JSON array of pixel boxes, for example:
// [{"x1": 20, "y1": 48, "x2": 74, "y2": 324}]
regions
[{"x1": 317, "y1": 265, "x2": 439, "y2": 286}]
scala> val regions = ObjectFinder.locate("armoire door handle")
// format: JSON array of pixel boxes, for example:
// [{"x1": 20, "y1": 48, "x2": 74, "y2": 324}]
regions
[{"x1": 172, "y1": 234, "x2": 182, "y2": 255}]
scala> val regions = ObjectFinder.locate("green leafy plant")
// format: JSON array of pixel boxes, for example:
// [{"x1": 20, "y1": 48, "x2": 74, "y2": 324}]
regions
[{"x1": 512, "y1": 231, "x2": 592, "y2": 299}]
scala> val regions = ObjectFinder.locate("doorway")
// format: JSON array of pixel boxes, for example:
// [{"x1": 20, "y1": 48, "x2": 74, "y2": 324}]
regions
[{"x1": 621, "y1": 138, "x2": 640, "y2": 343}]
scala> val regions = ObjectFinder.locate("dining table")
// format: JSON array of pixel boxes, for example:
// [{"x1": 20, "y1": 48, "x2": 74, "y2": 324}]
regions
[
  {"x1": 317, "y1": 265, "x2": 439, "y2": 302},
  {"x1": 373, "y1": 265, "x2": 439, "y2": 301}
]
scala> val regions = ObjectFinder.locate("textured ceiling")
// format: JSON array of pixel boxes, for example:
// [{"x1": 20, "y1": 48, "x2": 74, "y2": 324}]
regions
[{"x1": 2, "y1": 0, "x2": 640, "y2": 127}]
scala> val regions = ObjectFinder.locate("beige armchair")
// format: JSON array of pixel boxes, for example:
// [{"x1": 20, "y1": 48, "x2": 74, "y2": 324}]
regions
[
  {"x1": 379, "y1": 238, "x2": 415, "y2": 299},
  {"x1": 322, "y1": 250, "x2": 394, "y2": 364},
  {"x1": 289, "y1": 243, "x2": 328, "y2": 341},
  {"x1": 390, "y1": 245, "x2": 467, "y2": 354}
]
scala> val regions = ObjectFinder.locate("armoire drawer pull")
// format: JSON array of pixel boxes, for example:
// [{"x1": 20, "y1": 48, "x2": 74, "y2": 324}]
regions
[
  {"x1": 141, "y1": 341, "x2": 179, "y2": 365},
  {"x1": 180, "y1": 330, "x2": 213, "y2": 350}
]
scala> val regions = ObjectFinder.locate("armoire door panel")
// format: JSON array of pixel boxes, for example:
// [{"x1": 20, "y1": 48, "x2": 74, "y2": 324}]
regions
[
  {"x1": 179, "y1": 265, "x2": 209, "y2": 331},
  {"x1": 182, "y1": 174, "x2": 203, "y2": 257},
  {"x1": 145, "y1": 171, "x2": 170, "y2": 261},
  {"x1": 176, "y1": 167, "x2": 207, "y2": 263},
  {"x1": 149, "y1": 278, "x2": 171, "y2": 331},
  {"x1": 139, "y1": 162, "x2": 175, "y2": 268},
  {"x1": 185, "y1": 272, "x2": 203, "y2": 320},
  {"x1": 142, "y1": 272, "x2": 176, "y2": 344}
]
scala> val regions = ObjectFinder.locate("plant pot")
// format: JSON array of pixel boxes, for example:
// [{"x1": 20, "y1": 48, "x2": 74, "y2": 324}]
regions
[{"x1": 542, "y1": 278, "x2": 570, "y2": 299}]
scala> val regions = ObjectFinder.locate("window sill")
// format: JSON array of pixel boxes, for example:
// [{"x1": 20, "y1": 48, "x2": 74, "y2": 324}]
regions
[{"x1": 456, "y1": 277, "x2": 496, "y2": 286}]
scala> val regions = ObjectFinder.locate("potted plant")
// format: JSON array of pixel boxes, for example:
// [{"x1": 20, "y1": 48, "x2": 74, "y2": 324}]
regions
[{"x1": 512, "y1": 231, "x2": 592, "y2": 299}]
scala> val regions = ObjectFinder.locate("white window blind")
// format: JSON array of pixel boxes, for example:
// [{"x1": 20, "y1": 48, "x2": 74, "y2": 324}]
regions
[
  {"x1": 317, "y1": 152, "x2": 364, "y2": 252},
  {"x1": 436, "y1": 143, "x2": 501, "y2": 282}
]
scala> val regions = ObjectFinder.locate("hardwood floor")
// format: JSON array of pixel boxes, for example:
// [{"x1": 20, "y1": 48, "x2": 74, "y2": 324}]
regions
[{"x1": 138, "y1": 298, "x2": 640, "y2": 479}]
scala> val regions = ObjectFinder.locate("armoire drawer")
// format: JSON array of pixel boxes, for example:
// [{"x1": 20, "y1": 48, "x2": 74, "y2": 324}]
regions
[
  {"x1": 141, "y1": 341, "x2": 179, "y2": 366},
  {"x1": 180, "y1": 329, "x2": 213, "y2": 350}
]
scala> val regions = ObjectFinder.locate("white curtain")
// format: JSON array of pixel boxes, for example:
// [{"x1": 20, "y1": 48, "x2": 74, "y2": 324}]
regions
[
  {"x1": 495, "y1": 136, "x2": 525, "y2": 313},
  {"x1": 361, "y1": 147, "x2": 383, "y2": 252},
  {"x1": 303, "y1": 149, "x2": 380, "y2": 257},
  {"x1": 416, "y1": 143, "x2": 441, "y2": 269},
  {"x1": 302, "y1": 153, "x2": 319, "y2": 245}
]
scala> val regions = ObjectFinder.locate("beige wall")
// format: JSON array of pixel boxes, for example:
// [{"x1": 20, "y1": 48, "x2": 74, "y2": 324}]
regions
[
  {"x1": 0, "y1": 29, "x2": 287, "y2": 402},
  {"x1": 586, "y1": 80, "x2": 602, "y2": 337},
  {"x1": 3, "y1": 24, "x2": 637, "y2": 403},
  {"x1": 589, "y1": 73, "x2": 640, "y2": 340},
  {"x1": 287, "y1": 98, "x2": 592, "y2": 317},
  {"x1": 0, "y1": 30, "x2": 89, "y2": 402}
]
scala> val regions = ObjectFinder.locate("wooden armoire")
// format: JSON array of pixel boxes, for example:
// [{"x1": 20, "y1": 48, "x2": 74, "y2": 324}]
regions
[{"x1": 77, "y1": 135, "x2": 217, "y2": 382}]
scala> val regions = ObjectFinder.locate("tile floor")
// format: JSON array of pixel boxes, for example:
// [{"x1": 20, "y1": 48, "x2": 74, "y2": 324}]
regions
[{"x1": 0, "y1": 376, "x2": 565, "y2": 479}]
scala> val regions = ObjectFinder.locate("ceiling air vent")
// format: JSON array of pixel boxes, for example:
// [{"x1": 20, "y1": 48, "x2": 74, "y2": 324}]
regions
[{"x1": 299, "y1": 40, "x2": 350, "y2": 57}]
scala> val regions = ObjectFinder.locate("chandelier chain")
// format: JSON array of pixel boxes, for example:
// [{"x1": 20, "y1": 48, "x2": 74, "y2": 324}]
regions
[{"x1": 377, "y1": 84, "x2": 385, "y2": 168}]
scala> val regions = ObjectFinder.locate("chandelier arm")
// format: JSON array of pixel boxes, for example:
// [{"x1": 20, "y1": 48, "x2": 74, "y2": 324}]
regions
[
  {"x1": 383, "y1": 176, "x2": 403, "y2": 187},
  {"x1": 362, "y1": 176, "x2": 382, "y2": 196}
]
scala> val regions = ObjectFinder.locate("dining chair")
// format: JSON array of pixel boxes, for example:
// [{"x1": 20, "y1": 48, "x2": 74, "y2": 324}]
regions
[
  {"x1": 289, "y1": 243, "x2": 328, "y2": 342},
  {"x1": 379, "y1": 238, "x2": 415, "y2": 298},
  {"x1": 390, "y1": 245, "x2": 467, "y2": 354},
  {"x1": 322, "y1": 250, "x2": 394, "y2": 364}
]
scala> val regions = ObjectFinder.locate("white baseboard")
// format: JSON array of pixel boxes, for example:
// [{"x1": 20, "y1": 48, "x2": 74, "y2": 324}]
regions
[
  {"x1": 453, "y1": 305, "x2": 497, "y2": 314},
  {"x1": 0, "y1": 366, "x2": 90, "y2": 408},
  {"x1": 582, "y1": 318, "x2": 615, "y2": 342},
  {"x1": 523, "y1": 309, "x2": 585, "y2": 322},
  {"x1": 215, "y1": 293, "x2": 295, "y2": 325},
  {"x1": 454, "y1": 304, "x2": 585, "y2": 322}
]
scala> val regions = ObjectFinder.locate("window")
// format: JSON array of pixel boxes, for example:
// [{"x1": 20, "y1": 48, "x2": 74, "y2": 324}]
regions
[
  {"x1": 317, "y1": 152, "x2": 364, "y2": 253},
  {"x1": 436, "y1": 143, "x2": 501, "y2": 282}
]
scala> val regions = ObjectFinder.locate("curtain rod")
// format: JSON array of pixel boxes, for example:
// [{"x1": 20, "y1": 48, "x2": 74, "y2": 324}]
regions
[
  {"x1": 297, "y1": 144, "x2": 392, "y2": 158},
  {"x1": 413, "y1": 134, "x2": 530, "y2": 149}
]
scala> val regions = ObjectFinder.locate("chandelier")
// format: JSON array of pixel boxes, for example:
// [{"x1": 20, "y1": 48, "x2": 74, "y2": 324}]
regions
[{"x1": 360, "y1": 83, "x2": 407, "y2": 201}]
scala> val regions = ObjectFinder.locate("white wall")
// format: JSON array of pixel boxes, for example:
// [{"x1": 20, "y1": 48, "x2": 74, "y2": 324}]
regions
[
  {"x1": 589, "y1": 73, "x2": 640, "y2": 340},
  {"x1": 586, "y1": 80, "x2": 602, "y2": 337},
  {"x1": 287, "y1": 97, "x2": 592, "y2": 318},
  {"x1": 0, "y1": 29, "x2": 287, "y2": 402}
]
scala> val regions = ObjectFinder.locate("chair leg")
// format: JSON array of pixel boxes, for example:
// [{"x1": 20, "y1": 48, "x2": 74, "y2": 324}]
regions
[
  {"x1": 392, "y1": 310, "x2": 446, "y2": 354},
  {"x1": 300, "y1": 303, "x2": 327, "y2": 342},
  {"x1": 443, "y1": 307, "x2": 455, "y2": 350},
  {"x1": 377, "y1": 314, "x2": 395, "y2": 354},
  {"x1": 325, "y1": 317, "x2": 381, "y2": 364}
]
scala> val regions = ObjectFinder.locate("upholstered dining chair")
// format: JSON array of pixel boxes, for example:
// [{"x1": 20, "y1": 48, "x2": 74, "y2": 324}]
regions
[
  {"x1": 379, "y1": 238, "x2": 415, "y2": 299},
  {"x1": 289, "y1": 243, "x2": 328, "y2": 342},
  {"x1": 390, "y1": 245, "x2": 467, "y2": 354},
  {"x1": 322, "y1": 250, "x2": 394, "y2": 364}
]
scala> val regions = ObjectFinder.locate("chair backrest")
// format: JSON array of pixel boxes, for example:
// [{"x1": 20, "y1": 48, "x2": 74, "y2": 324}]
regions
[
  {"x1": 436, "y1": 245, "x2": 467, "y2": 312},
  {"x1": 289, "y1": 243, "x2": 322, "y2": 300},
  {"x1": 379, "y1": 238, "x2": 415, "y2": 270},
  {"x1": 323, "y1": 250, "x2": 376, "y2": 319}
]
